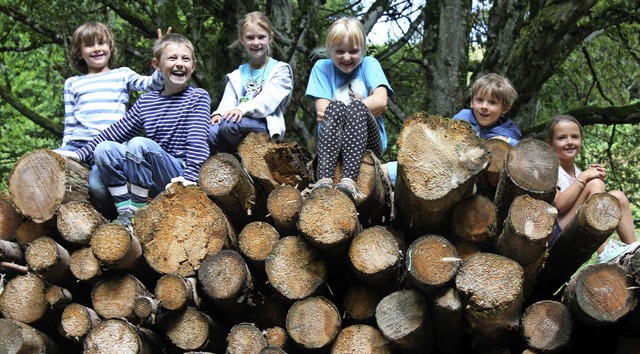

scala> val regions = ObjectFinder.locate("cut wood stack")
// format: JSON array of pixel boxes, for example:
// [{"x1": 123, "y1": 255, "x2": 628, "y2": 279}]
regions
[{"x1": 1, "y1": 115, "x2": 639, "y2": 353}]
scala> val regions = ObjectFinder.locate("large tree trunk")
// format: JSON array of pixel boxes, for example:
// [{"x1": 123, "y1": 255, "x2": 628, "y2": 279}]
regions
[
  {"x1": 521, "y1": 300, "x2": 572, "y2": 353},
  {"x1": 286, "y1": 296, "x2": 341, "y2": 350},
  {"x1": 330, "y1": 324, "x2": 392, "y2": 354},
  {"x1": 450, "y1": 194, "x2": 497, "y2": 248},
  {"x1": 405, "y1": 235, "x2": 461, "y2": 293},
  {"x1": 8, "y1": 149, "x2": 89, "y2": 223},
  {"x1": 375, "y1": 289, "x2": 433, "y2": 351},
  {"x1": 0, "y1": 191, "x2": 21, "y2": 241},
  {"x1": 91, "y1": 273, "x2": 151, "y2": 321},
  {"x1": 266, "y1": 184, "x2": 302, "y2": 236},
  {"x1": 348, "y1": 226, "x2": 401, "y2": 291},
  {"x1": 83, "y1": 319, "x2": 162, "y2": 354},
  {"x1": 56, "y1": 201, "x2": 106, "y2": 246},
  {"x1": 0, "y1": 318, "x2": 59, "y2": 354},
  {"x1": 134, "y1": 184, "x2": 230, "y2": 277},
  {"x1": 394, "y1": 113, "x2": 489, "y2": 237}
]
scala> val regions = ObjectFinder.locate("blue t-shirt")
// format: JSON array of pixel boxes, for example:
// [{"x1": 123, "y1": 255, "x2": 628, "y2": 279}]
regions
[
  {"x1": 453, "y1": 109, "x2": 521, "y2": 146},
  {"x1": 305, "y1": 56, "x2": 394, "y2": 151},
  {"x1": 239, "y1": 59, "x2": 277, "y2": 103}
]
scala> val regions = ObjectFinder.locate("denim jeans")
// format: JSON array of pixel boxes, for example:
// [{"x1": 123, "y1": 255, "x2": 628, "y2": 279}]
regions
[
  {"x1": 56, "y1": 142, "x2": 116, "y2": 218},
  {"x1": 93, "y1": 137, "x2": 184, "y2": 198},
  {"x1": 208, "y1": 117, "x2": 268, "y2": 153}
]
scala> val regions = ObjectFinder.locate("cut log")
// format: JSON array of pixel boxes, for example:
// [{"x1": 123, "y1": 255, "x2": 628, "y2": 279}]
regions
[
  {"x1": 91, "y1": 273, "x2": 151, "y2": 321},
  {"x1": 0, "y1": 273, "x2": 48, "y2": 324},
  {"x1": 298, "y1": 188, "x2": 359, "y2": 249},
  {"x1": 83, "y1": 319, "x2": 162, "y2": 354},
  {"x1": 159, "y1": 306, "x2": 219, "y2": 352},
  {"x1": 197, "y1": 249, "x2": 252, "y2": 305},
  {"x1": 56, "y1": 201, "x2": 106, "y2": 245},
  {"x1": 260, "y1": 346, "x2": 287, "y2": 354},
  {"x1": 90, "y1": 223, "x2": 145, "y2": 273},
  {"x1": 60, "y1": 303, "x2": 101, "y2": 340},
  {"x1": 375, "y1": 289, "x2": 433, "y2": 350},
  {"x1": 238, "y1": 221, "x2": 280, "y2": 266},
  {"x1": 226, "y1": 322, "x2": 268, "y2": 354},
  {"x1": 348, "y1": 226, "x2": 401, "y2": 289},
  {"x1": 562, "y1": 263, "x2": 637, "y2": 326},
  {"x1": 198, "y1": 152, "x2": 259, "y2": 227},
  {"x1": 69, "y1": 247, "x2": 102, "y2": 283},
  {"x1": 330, "y1": 324, "x2": 392, "y2": 354},
  {"x1": 24, "y1": 236, "x2": 72, "y2": 285},
  {"x1": 495, "y1": 195, "x2": 556, "y2": 295},
  {"x1": 237, "y1": 131, "x2": 313, "y2": 193},
  {"x1": 134, "y1": 184, "x2": 229, "y2": 276},
  {"x1": 405, "y1": 235, "x2": 461, "y2": 293},
  {"x1": 432, "y1": 288, "x2": 465, "y2": 354},
  {"x1": 615, "y1": 243, "x2": 640, "y2": 285},
  {"x1": 455, "y1": 253, "x2": 524, "y2": 340},
  {"x1": 133, "y1": 296, "x2": 159, "y2": 323},
  {"x1": 286, "y1": 296, "x2": 341, "y2": 349},
  {"x1": 15, "y1": 218, "x2": 58, "y2": 247},
  {"x1": 263, "y1": 326, "x2": 288, "y2": 348},
  {"x1": 266, "y1": 184, "x2": 302, "y2": 235},
  {"x1": 8, "y1": 149, "x2": 89, "y2": 223},
  {"x1": 531, "y1": 193, "x2": 621, "y2": 300},
  {"x1": 349, "y1": 150, "x2": 393, "y2": 226},
  {"x1": 493, "y1": 138, "x2": 558, "y2": 234},
  {"x1": 475, "y1": 139, "x2": 510, "y2": 201},
  {"x1": 0, "y1": 191, "x2": 21, "y2": 241},
  {"x1": 0, "y1": 239, "x2": 23, "y2": 263},
  {"x1": 45, "y1": 284, "x2": 73, "y2": 309},
  {"x1": 0, "y1": 318, "x2": 58, "y2": 354},
  {"x1": 155, "y1": 274, "x2": 199, "y2": 311},
  {"x1": 265, "y1": 236, "x2": 327, "y2": 300},
  {"x1": 342, "y1": 283, "x2": 382, "y2": 323},
  {"x1": 395, "y1": 113, "x2": 489, "y2": 237},
  {"x1": 450, "y1": 194, "x2": 497, "y2": 246},
  {"x1": 521, "y1": 300, "x2": 572, "y2": 353}
]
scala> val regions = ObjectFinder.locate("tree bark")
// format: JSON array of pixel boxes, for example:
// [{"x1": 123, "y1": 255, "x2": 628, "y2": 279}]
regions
[
  {"x1": 83, "y1": 319, "x2": 162, "y2": 354},
  {"x1": 348, "y1": 226, "x2": 401, "y2": 290},
  {"x1": 405, "y1": 235, "x2": 461, "y2": 293},
  {"x1": 0, "y1": 191, "x2": 21, "y2": 241},
  {"x1": 8, "y1": 149, "x2": 89, "y2": 223},
  {"x1": 226, "y1": 322, "x2": 268, "y2": 354},
  {"x1": 60, "y1": 303, "x2": 101, "y2": 340},
  {"x1": 0, "y1": 239, "x2": 23, "y2": 263},
  {"x1": 91, "y1": 273, "x2": 151, "y2": 321},
  {"x1": 614, "y1": 243, "x2": 640, "y2": 285},
  {"x1": 0, "y1": 273, "x2": 48, "y2": 324},
  {"x1": 352, "y1": 150, "x2": 393, "y2": 226},
  {"x1": 432, "y1": 288, "x2": 465, "y2": 354},
  {"x1": 493, "y1": 139, "x2": 559, "y2": 234},
  {"x1": 521, "y1": 300, "x2": 572, "y2": 353},
  {"x1": 475, "y1": 139, "x2": 510, "y2": 201},
  {"x1": 298, "y1": 188, "x2": 359, "y2": 249},
  {"x1": 562, "y1": 263, "x2": 638, "y2": 326},
  {"x1": 450, "y1": 194, "x2": 497, "y2": 247},
  {"x1": 531, "y1": 193, "x2": 621, "y2": 300},
  {"x1": 56, "y1": 201, "x2": 106, "y2": 246},
  {"x1": 238, "y1": 221, "x2": 280, "y2": 267},
  {"x1": 395, "y1": 113, "x2": 489, "y2": 237},
  {"x1": 69, "y1": 247, "x2": 102, "y2": 283},
  {"x1": 0, "y1": 318, "x2": 58, "y2": 354},
  {"x1": 375, "y1": 289, "x2": 433, "y2": 351},
  {"x1": 264, "y1": 236, "x2": 327, "y2": 301},
  {"x1": 286, "y1": 296, "x2": 341, "y2": 350},
  {"x1": 330, "y1": 324, "x2": 392, "y2": 354},
  {"x1": 134, "y1": 184, "x2": 230, "y2": 276},
  {"x1": 495, "y1": 195, "x2": 556, "y2": 296},
  {"x1": 266, "y1": 184, "x2": 302, "y2": 236},
  {"x1": 24, "y1": 236, "x2": 72, "y2": 286},
  {"x1": 154, "y1": 274, "x2": 199, "y2": 311}
]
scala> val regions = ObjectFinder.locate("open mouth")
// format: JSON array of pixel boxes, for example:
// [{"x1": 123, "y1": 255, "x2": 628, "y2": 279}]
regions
[{"x1": 172, "y1": 70, "x2": 186, "y2": 78}]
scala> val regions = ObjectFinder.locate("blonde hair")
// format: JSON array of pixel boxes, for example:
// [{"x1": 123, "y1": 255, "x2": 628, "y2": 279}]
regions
[
  {"x1": 545, "y1": 114, "x2": 583, "y2": 144},
  {"x1": 470, "y1": 73, "x2": 518, "y2": 108},
  {"x1": 314, "y1": 17, "x2": 367, "y2": 57},
  {"x1": 230, "y1": 11, "x2": 275, "y2": 56},
  {"x1": 152, "y1": 33, "x2": 195, "y2": 63},
  {"x1": 71, "y1": 22, "x2": 116, "y2": 74}
]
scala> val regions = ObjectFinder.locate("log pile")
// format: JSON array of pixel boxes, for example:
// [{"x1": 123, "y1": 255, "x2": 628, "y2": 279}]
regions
[{"x1": 1, "y1": 120, "x2": 640, "y2": 354}]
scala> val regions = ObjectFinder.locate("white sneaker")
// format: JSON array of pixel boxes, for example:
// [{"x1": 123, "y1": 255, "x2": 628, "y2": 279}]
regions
[{"x1": 597, "y1": 239, "x2": 635, "y2": 263}]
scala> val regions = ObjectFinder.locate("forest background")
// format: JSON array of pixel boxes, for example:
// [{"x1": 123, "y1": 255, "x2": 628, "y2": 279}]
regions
[{"x1": 0, "y1": 0, "x2": 639, "y2": 224}]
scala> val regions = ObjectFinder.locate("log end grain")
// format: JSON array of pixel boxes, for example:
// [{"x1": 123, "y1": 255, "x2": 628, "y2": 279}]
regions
[
  {"x1": 483, "y1": 139, "x2": 510, "y2": 186},
  {"x1": 90, "y1": 223, "x2": 134, "y2": 264},
  {"x1": 263, "y1": 326, "x2": 288, "y2": 348},
  {"x1": 198, "y1": 250, "x2": 249, "y2": 301},
  {"x1": 57, "y1": 201, "x2": 105, "y2": 245},
  {"x1": 155, "y1": 274, "x2": 192, "y2": 311},
  {"x1": 0, "y1": 273, "x2": 47, "y2": 324},
  {"x1": 505, "y1": 138, "x2": 558, "y2": 192},
  {"x1": 70, "y1": 247, "x2": 102, "y2": 281},
  {"x1": 91, "y1": 274, "x2": 147, "y2": 320},
  {"x1": 343, "y1": 283, "x2": 382, "y2": 322},
  {"x1": 375, "y1": 289, "x2": 430, "y2": 349},
  {"x1": 0, "y1": 191, "x2": 22, "y2": 241},
  {"x1": 348, "y1": 226, "x2": 400, "y2": 279},
  {"x1": 298, "y1": 188, "x2": 358, "y2": 248},
  {"x1": 163, "y1": 307, "x2": 211, "y2": 350},
  {"x1": 239, "y1": 221, "x2": 280, "y2": 262},
  {"x1": 227, "y1": 322, "x2": 268, "y2": 354},
  {"x1": 198, "y1": 153, "x2": 244, "y2": 196},
  {"x1": 61, "y1": 303, "x2": 101, "y2": 339},
  {"x1": 83, "y1": 319, "x2": 147, "y2": 354},
  {"x1": 286, "y1": 296, "x2": 341, "y2": 349},
  {"x1": 330, "y1": 324, "x2": 392, "y2": 354},
  {"x1": 521, "y1": 300, "x2": 572, "y2": 352},
  {"x1": 24, "y1": 236, "x2": 65, "y2": 273},
  {"x1": 406, "y1": 235, "x2": 461, "y2": 289},
  {"x1": 451, "y1": 195, "x2": 497, "y2": 244}
]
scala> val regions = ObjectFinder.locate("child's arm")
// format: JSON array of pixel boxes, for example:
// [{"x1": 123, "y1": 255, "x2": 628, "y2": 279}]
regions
[
  {"x1": 362, "y1": 86, "x2": 388, "y2": 118},
  {"x1": 314, "y1": 98, "x2": 331, "y2": 122},
  {"x1": 553, "y1": 166, "x2": 606, "y2": 214},
  {"x1": 232, "y1": 63, "x2": 293, "y2": 120},
  {"x1": 211, "y1": 78, "x2": 239, "y2": 121}
]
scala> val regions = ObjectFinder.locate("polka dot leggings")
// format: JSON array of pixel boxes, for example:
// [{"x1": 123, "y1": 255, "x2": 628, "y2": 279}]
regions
[{"x1": 317, "y1": 100, "x2": 382, "y2": 180}]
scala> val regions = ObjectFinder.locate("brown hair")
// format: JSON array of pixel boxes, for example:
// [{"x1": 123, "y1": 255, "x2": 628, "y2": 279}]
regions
[
  {"x1": 545, "y1": 114, "x2": 583, "y2": 144},
  {"x1": 152, "y1": 33, "x2": 195, "y2": 63},
  {"x1": 71, "y1": 22, "x2": 117, "y2": 74},
  {"x1": 470, "y1": 73, "x2": 518, "y2": 108},
  {"x1": 230, "y1": 11, "x2": 275, "y2": 56}
]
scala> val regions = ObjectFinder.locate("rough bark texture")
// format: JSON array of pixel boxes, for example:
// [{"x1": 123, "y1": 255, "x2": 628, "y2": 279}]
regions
[
  {"x1": 330, "y1": 324, "x2": 392, "y2": 354},
  {"x1": 521, "y1": 300, "x2": 572, "y2": 352},
  {"x1": 405, "y1": 235, "x2": 461, "y2": 293},
  {"x1": 0, "y1": 273, "x2": 48, "y2": 324},
  {"x1": 298, "y1": 188, "x2": 359, "y2": 249},
  {"x1": 91, "y1": 273, "x2": 151, "y2": 321},
  {"x1": 348, "y1": 226, "x2": 401, "y2": 289},
  {"x1": 375, "y1": 289, "x2": 433, "y2": 350},
  {"x1": 286, "y1": 296, "x2": 341, "y2": 349},
  {"x1": 266, "y1": 184, "x2": 302, "y2": 236},
  {"x1": 8, "y1": 149, "x2": 89, "y2": 223},
  {"x1": 134, "y1": 184, "x2": 229, "y2": 276},
  {"x1": 0, "y1": 239, "x2": 23, "y2": 263},
  {"x1": 450, "y1": 194, "x2": 497, "y2": 246},
  {"x1": 83, "y1": 319, "x2": 161, "y2": 354},
  {"x1": 351, "y1": 150, "x2": 393, "y2": 226},
  {"x1": 60, "y1": 303, "x2": 101, "y2": 340},
  {"x1": 0, "y1": 318, "x2": 58, "y2": 354},
  {"x1": 395, "y1": 113, "x2": 489, "y2": 237},
  {"x1": 0, "y1": 191, "x2": 21, "y2": 241},
  {"x1": 432, "y1": 288, "x2": 465, "y2": 354},
  {"x1": 475, "y1": 139, "x2": 511, "y2": 201},
  {"x1": 56, "y1": 201, "x2": 106, "y2": 246}
]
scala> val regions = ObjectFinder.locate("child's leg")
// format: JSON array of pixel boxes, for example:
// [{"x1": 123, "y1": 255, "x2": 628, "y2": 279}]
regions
[
  {"x1": 123, "y1": 137, "x2": 184, "y2": 197},
  {"x1": 219, "y1": 117, "x2": 268, "y2": 151},
  {"x1": 557, "y1": 177, "x2": 605, "y2": 230},
  {"x1": 93, "y1": 141, "x2": 131, "y2": 219},
  {"x1": 340, "y1": 101, "x2": 381, "y2": 180},
  {"x1": 317, "y1": 101, "x2": 348, "y2": 180},
  {"x1": 609, "y1": 190, "x2": 637, "y2": 244},
  {"x1": 208, "y1": 123, "x2": 223, "y2": 154}
]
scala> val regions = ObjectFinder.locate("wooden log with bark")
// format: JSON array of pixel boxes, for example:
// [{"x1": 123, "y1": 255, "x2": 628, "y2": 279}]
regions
[
  {"x1": 134, "y1": 184, "x2": 230, "y2": 277},
  {"x1": 330, "y1": 324, "x2": 392, "y2": 354},
  {"x1": 0, "y1": 273, "x2": 48, "y2": 325},
  {"x1": 394, "y1": 113, "x2": 489, "y2": 237},
  {"x1": 45, "y1": 285, "x2": 73, "y2": 309},
  {"x1": 56, "y1": 201, "x2": 106, "y2": 246},
  {"x1": 91, "y1": 273, "x2": 151, "y2": 321},
  {"x1": 266, "y1": 184, "x2": 302, "y2": 235},
  {"x1": 613, "y1": 243, "x2": 640, "y2": 285},
  {"x1": 24, "y1": 236, "x2": 72, "y2": 286},
  {"x1": 286, "y1": 296, "x2": 341, "y2": 350},
  {"x1": 60, "y1": 303, "x2": 101, "y2": 341},
  {"x1": 83, "y1": 319, "x2": 162, "y2": 354},
  {"x1": 495, "y1": 195, "x2": 556, "y2": 296},
  {"x1": 0, "y1": 318, "x2": 59, "y2": 354},
  {"x1": 562, "y1": 263, "x2": 638, "y2": 326},
  {"x1": 0, "y1": 239, "x2": 23, "y2": 263},
  {"x1": 432, "y1": 287, "x2": 465, "y2": 354},
  {"x1": 348, "y1": 226, "x2": 401, "y2": 291},
  {"x1": 14, "y1": 218, "x2": 58, "y2": 247},
  {"x1": 197, "y1": 249, "x2": 253, "y2": 310},
  {"x1": 0, "y1": 191, "x2": 21, "y2": 241},
  {"x1": 475, "y1": 139, "x2": 510, "y2": 201},
  {"x1": 531, "y1": 193, "x2": 621, "y2": 300},
  {"x1": 158, "y1": 306, "x2": 222, "y2": 352},
  {"x1": 350, "y1": 150, "x2": 393, "y2": 226},
  {"x1": 493, "y1": 138, "x2": 559, "y2": 234},
  {"x1": 69, "y1": 247, "x2": 102, "y2": 283},
  {"x1": 154, "y1": 274, "x2": 200, "y2": 311},
  {"x1": 375, "y1": 289, "x2": 433, "y2": 351},
  {"x1": 520, "y1": 300, "x2": 572, "y2": 353},
  {"x1": 450, "y1": 194, "x2": 497, "y2": 247},
  {"x1": 8, "y1": 149, "x2": 89, "y2": 223},
  {"x1": 238, "y1": 221, "x2": 280, "y2": 269},
  {"x1": 342, "y1": 283, "x2": 382, "y2": 324},
  {"x1": 405, "y1": 235, "x2": 461, "y2": 293},
  {"x1": 298, "y1": 188, "x2": 359, "y2": 249},
  {"x1": 263, "y1": 326, "x2": 288, "y2": 348},
  {"x1": 264, "y1": 236, "x2": 327, "y2": 301},
  {"x1": 90, "y1": 223, "x2": 146, "y2": 274},
  {"x1": 226, "y1": 322, "x2": 268, "y2": 354}
]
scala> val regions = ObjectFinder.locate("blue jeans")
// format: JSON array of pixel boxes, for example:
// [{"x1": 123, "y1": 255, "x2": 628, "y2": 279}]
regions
[
  {"x1": 208, "y1": 117, "x2": 268, "y2": 153},
  {"x1": 56, "y1": 142, "x2": 115, "y2": 218},
  {"x1": 93, "y1": 137, "x2": 184, "y2": 198}
]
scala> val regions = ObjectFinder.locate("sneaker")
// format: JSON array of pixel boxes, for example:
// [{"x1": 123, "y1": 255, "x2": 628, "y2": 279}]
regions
[
  {"x1": 112, "y1": 211, "x2": 134, "y2": 232},
  {"x1": 597, "y1": 239, "x2": 634, "y2": 263},
  {"x1": 336, "y1": 178, "x2": 364, "y2": 202},
  {"x1": 312, "y1": 178, "x2": 333, "y2": 191}
]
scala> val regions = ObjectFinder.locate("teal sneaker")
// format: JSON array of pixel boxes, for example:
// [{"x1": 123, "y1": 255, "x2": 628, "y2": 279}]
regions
[{"x1": 597, "y1": 239, "x2": 636, "y2": 263}]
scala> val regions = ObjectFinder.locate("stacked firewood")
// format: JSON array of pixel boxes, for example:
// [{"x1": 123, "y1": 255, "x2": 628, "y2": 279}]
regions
[{"x1": 1, "y1": 113, "x2": 639, "y2": 354}]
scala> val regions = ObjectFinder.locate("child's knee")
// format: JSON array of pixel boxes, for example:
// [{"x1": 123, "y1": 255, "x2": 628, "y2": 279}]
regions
[
  {"x1": 585, "y1": 177, "x2": 605, "y2": 193},
  {"x1": 609, "y1": 190, "x2": 630, "y2": 207}
]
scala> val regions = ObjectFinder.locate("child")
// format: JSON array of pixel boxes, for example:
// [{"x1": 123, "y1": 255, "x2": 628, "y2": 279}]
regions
[
  {"x1": 453, "y1": 73, "x2": 521, "y2": 146},
  {"x1": 56, "y1": 21, "x2": 164, "y2": 217},
  {"x1": 546, "y1": 115, "x2": 638, "y2": 261},
  {"x1": 208, "y1": 11, "x2": 293, "y2": 153},
  {"x1": 56, "y1": 33, "x2": 211, "y2": 227},
  {"x1": 305, "y1": 17, "x2": 393, "y2": 201}
]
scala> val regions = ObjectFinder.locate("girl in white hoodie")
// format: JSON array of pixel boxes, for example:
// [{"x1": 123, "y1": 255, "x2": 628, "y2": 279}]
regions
[{"x1": 208, "y1": 11, "x2": 293, "y2": 153}]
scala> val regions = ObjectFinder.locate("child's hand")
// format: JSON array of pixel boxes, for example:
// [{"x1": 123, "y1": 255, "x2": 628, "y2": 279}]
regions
[
  {"x1": 224, "y1": 109, "x2": 243, "y2": 123},
  {"x1": 157, "y1": 27, "x2": 173, "y2": 39},
  {"x1": 53, "y1": 150, "x2": 79, "y2": 162},
  {"x1": 165, "y1": 176, "x2": 196, "y2": 190},
  {"x1": 489, "y1": 136, "x2": 510, "y2": 143},
  {"x1": 210, "y1": 114, "x2": 222, "y2": 124},
  {"x1": 580, "y1": 166, "x2": 607, "y2": 182}
]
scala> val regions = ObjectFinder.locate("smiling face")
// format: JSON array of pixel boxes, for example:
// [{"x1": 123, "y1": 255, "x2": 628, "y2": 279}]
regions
[
  {"x1": 153, "y1": 43, "x2": 195, "y2": 95},
  {"x1": 80, "y1": 39, "x2": 111, "y2": 75},
  {"x1": 330, "y1": 37, "x2": 363, "y2": 74},
  {"x1": 549, "y1": 120, "x2": 582, "y2": 164},
  {"x1": 240, "y1": 23, "x2": 271, "y2": 66},
  {"x1": 469, "y1": 91, "x2": 510, "y2": 127}
]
